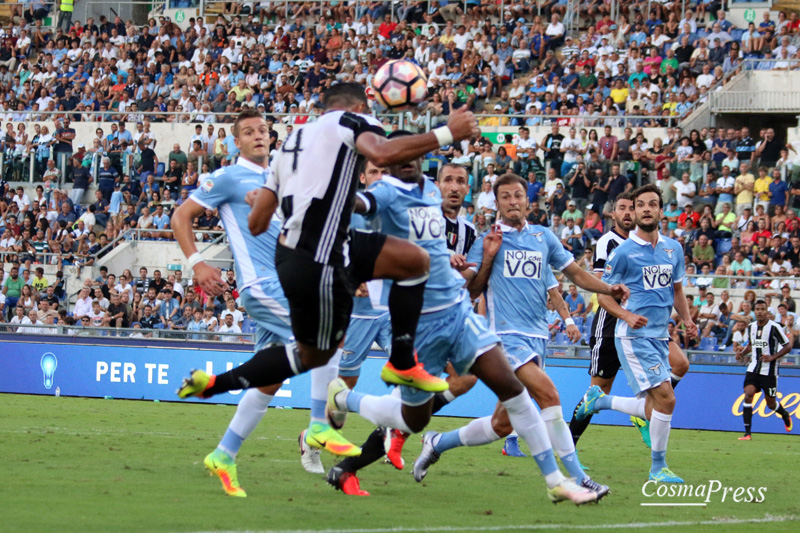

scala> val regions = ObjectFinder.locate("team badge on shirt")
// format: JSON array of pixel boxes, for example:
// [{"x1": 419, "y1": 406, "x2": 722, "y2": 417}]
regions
[
  {"x1": 664, "y1": 248, "x2": 675, "y2": 258},
  {"x1": 200, "y1": 178, "x2": 214, "y2": 193},
  {"x1": 531, "y1": 231, "x2": 544, "y2": 243}
]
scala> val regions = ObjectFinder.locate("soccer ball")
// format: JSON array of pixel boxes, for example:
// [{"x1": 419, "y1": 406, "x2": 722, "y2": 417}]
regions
[{"x1": 372, "y1": 60, "x2": 429, "y2": 111}]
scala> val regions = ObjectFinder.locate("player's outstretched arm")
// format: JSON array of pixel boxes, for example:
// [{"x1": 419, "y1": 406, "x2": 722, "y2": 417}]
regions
[
  {"x1": 548, "y1": 287, "x2": 581, "y2": 343},
  {"x1": 562, "y1": 262, "x2": 629, "y2": 301},
  {"x1": 172, "y1": 199, "x2": 227, "y2": 297},
  {"x1": 247, "y1": 187, "x2": 278, "y2": 235},
  {"x1": 466, "y1": 225, "x2": 502, "y2": 299},
  {"x1": 597, "y1": 293, "x2": 648, "y2": 330},
  {"x1": 672, "y1": 283, "x2": 697, "y2": 339},
  {"x1": 355, "y1": 107, "x2": 480, "y2": 167}
]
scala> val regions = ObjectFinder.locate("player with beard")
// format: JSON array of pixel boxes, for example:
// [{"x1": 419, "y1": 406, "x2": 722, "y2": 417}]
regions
[
  {"x1": 411, "y1": 173, "x2": 615, "y2": 499},
  {"x1": 575, "y1": 184, "x2": 697, "y2": 483},
  {"x1": 325, "y1": 139, "x2": 626, "y2": 503},
  {"x1": 569, "y1": 193, "x2": 690, "y2": 450}
]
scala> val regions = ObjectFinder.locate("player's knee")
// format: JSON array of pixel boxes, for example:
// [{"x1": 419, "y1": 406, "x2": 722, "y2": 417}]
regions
[
  {"x1": 533, "y1": 387, "x2": 560, "y2": 409},
  {"x1": 491, "y1": 415, "x2": 513, "y2": 438},
  {"x1": 447, "y1": 374, "x2": 478, "y2": 397},
  {"x1": 672, "y1": 357, "x2": 690, "y2": 377}
]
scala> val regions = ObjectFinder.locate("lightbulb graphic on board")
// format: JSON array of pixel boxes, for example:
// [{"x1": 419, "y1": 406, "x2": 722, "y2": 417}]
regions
[{"x1": 40, "y1": 353, "x2": 58, "y2": 390}]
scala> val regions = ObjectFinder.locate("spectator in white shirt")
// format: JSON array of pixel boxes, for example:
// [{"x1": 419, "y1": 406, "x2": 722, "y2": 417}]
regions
[
  {"x1": 217, "y1": 314, "x2": 242, "y2": 342},
  {"x1": 18, "y1": 309, "x2": 45, "y2": 334},
  {"x1": 545, "y1": 14, "x2": 566, "y2": 48},
  {"x1": 219, "y1": 298, "x2": 244, "y2": 329},
  {"x1": 476, "y1": 181, "x2": 497, "y2": 216},
  {"x1": 73, "y1": 287, "x2": 93, "y2": 318}
]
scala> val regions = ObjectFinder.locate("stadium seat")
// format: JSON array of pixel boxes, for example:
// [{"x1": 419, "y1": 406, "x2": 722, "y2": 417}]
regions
[
  {"x1": 554, "y1": 332, "x2": 570, "y2": 345},
  {"x1": 699, "y1": 337, "x2": 718, "y2": 351},
  {"x1": 155, "y1": 162, "x2": 165, "y2": 178},
  {"x1": 572, "y1": 316, "x2": 584, "y2": 329},
  {"x1": 242, "y1": 318, "x2": 256, "y2": 334},
  {"x1": 716, "y1": 239, "x2": 732, "y2": 254},
  {"x1": 731, "y1": 29, "x2": 745, "y2": 42}
]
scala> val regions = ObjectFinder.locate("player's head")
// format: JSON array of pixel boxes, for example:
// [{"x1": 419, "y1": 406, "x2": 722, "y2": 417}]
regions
[
  {"x1": 613, "y1": 191, "x2": 635, "y2": 232},
  {"x1": 438, "y1": 163, "x2": 470, "y2": 214},
  {"x1": 386, "y1": 130, "x2": 422, "y2": 182},
  {"x1": 322, "y1": 82, "x2": 368, "y2": 112},
  {"x1": 494, "y1": 173, "x2": 528, "y2": 225},
  {"x1": 632, "y1": 184, "x2": 662, "y2": 233},
  {"x1": 232, "y1": 109, "x2": 269, "y2": 164},
  {"x1": 754, "y1": 299, "x2": 769, "y2": 323},
  {"x1": 359, "y1": 159, "x2": 386, "y2": 187}
]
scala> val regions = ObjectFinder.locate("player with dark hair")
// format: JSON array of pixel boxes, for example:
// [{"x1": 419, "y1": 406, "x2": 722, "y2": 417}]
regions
[
  {"x1": 570, "y1": 191, "x2": 691, "y2": 450},
  {"x1": 172, "y1": 107, "x2": 345, "y2": 496},
  {"x1": 325, "y1": 152, "x2": 627, "y2": 503},
  {"x1": 735, "y1": 300, "x2": 794, "y2": 440},
  {"x1": 176, "y1": 87, "x2": 480, "y2": 452},
  {"x1": 410, "y1": 172, "x2": 619, "y2": 498},
  {"x1": 575, "y1": 184, "x2": 696, "y2": 483}
]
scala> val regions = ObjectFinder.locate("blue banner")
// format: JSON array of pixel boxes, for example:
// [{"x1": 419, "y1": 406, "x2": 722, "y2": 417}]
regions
[{"x1": 2, "y1": 341, "x2": 799, "y2": 435}]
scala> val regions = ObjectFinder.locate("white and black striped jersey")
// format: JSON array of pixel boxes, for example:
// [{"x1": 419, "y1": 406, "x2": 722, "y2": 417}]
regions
[
  {"x1": 266, "y1": 110, "x2": 385, "y2": 266},
  {"x1": 746, "y1": 320, "x2": 789, "y2": 377},
  {"x1": 444, "y1": 215, "x2": 477, "y2": 256},
  {"x1": 590, "y1": 229, "x2": 627, "y2": 339}
]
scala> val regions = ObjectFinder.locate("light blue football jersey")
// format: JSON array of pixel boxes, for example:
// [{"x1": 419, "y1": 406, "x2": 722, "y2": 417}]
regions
[
  {"x1": 467, "y1": 223, "x2": 573, "y2": 338},
  {"x1": 602, "y1": 232, "x2": 685, "y2": 340},
  {"x1": 190, "y1": 158, "x2": 282, "y2": 291},
  {"x1": 350, "y1": 212, "x2": 385, "y2": 318},
  {"x1": 358, "y1": 175, "x2": 465, "y2": 313}
]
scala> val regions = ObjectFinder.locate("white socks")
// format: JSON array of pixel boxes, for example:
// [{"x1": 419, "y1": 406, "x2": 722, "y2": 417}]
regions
[
  {"x1": 458, "y1": 416, "x2": 500, "y2": 446},
  {"x1": 611, "y1": 396, "x2": 647, "y2": 419},
  {"x1": 540, "y1": 406, "x2": 575, "y2": 458},
  {"x1": 229, "y1": 388, "x2": 274, "y2": 440},
  {"x1": 650, "y1": 410, "x2": 672, "y2": 453},
  {"x1": 358, "y1": 394, "x2": 412, "y2": 434}
]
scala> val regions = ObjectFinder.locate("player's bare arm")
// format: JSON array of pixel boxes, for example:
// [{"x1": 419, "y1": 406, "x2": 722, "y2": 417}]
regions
[
  {"x1": 171, "y1": 199, "x2": 228, "y2": 296},
  {"x1": 762, "y1": 338, "x2": 792, "y2": 363},
  {"x1": 247, "y1": 187, "x2": 279, "y2": 235},
  {"x1": 466, "y1": 224, "x2": 502, "y2": 298},
  {"x1": 597, "y1": 292, "x2": 648, "y2": 330},
  {"x1": 549, "y1": 286, "x2": 581, "y2": 342},
  {"x1": 672, "y1": 283, "x2": 697, "y2": 339},
  {"x1": 562, "y1": 262, "x2": 629, "y2": 301},
  {"x1": 355, "y1": 106, "x2": 480, "y2": 167}
]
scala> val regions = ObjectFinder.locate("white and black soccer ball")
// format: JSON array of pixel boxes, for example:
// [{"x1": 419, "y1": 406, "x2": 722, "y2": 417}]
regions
[{"x1": 371, "y1": 60, "x2": 429, "y2": 111}]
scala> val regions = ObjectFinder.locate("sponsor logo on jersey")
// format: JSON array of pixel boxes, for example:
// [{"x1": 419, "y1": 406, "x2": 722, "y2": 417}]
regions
[
  {"x1": 642, "y1": 264, "x2": 673, "y2": 290},
  {"x1": 407, "y1": 206, "x2": 445, "y2": 241},
  {"x1": 503, "y1": 250, "x2": 543, "y2": 279},
  {"x1": 752, "y1": 339, "x2": 769, "y2": 349},
  {"x1": 200, "y1": 178, "x2": 214, "y2": 193}
]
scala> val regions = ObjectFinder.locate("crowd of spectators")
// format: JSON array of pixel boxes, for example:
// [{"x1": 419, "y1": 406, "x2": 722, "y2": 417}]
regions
[
  {"x1": 1, "y1": 261, "x2": 252, "y2": 340},
  {"x1": 1, "y1": 2, "x2": 800, "y2": 133},
  {"x1": 0, "y1": 4, "x2": 799, "y2": 350}
]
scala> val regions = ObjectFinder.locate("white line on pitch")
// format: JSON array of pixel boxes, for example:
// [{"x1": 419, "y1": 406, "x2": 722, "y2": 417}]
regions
[{"x1": 640, "y1": 503, "x2": 707, "y2": 506}]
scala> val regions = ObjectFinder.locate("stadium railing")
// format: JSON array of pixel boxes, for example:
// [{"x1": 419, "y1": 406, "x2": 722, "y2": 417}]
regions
[{"x1": 0, "y1": 322, "x2": 254, "y2": 342}]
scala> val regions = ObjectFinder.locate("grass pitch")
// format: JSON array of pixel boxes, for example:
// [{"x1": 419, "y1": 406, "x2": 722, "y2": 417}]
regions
[{"x1": 3, "y1": 394, "x2": 799, "y2": 533}]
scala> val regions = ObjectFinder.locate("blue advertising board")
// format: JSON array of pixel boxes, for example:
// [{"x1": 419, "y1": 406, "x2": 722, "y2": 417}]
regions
[{"x1": 2, "y1": 340, "x2": 799, "y2": 435}]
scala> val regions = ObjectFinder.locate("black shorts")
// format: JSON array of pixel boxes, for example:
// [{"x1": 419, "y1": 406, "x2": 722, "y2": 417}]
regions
[
  {"x1": 589, "y1": 336, "x2": 620, "y2": 379},
  {"x1": 744, "y1": 372, "x2": 778, "y2": 397},
  {"x1": 275, "y1": 230, "x2": 387, "y2": 351}
]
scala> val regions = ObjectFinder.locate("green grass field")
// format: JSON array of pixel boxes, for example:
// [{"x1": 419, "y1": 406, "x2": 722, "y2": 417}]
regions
[{"x1": 3, "y1": 394, "x2": 799, "y2": 533}]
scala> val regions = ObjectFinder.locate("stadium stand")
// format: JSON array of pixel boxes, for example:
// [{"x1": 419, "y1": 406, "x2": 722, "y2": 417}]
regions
[{"x1": 0, "y1": 1, "x2": 798, "y2": 362}]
